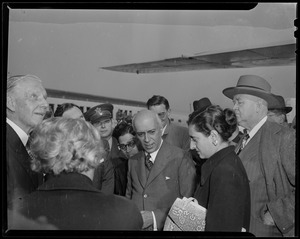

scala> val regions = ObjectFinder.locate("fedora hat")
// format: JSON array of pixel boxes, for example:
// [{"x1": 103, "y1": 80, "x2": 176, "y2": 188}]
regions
[
  {"x1": 193, "y1": 97, "x2": 212, "y2": 112},
  {"x1": 268, "y1": 94, "x2": 292, "y2": 113},
  {"x1": 222, "y1": 75, "x2": 277, "y2": 106}
]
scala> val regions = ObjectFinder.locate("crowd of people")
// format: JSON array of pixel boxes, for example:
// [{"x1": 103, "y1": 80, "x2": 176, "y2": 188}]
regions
[{"x1": 6, "y1": 74, "x2": 295, "y2": 236}]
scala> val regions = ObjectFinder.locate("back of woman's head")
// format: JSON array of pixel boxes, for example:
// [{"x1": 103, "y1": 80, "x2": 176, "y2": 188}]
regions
[
  {"x1": 187, "y1": 105, "x2": 237, "y2": 142},
  {"x1": 30, "y1": 117, "x2": 105, "y2": 175}
]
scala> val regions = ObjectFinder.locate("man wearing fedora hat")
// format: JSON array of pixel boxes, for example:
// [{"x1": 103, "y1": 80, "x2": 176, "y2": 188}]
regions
[
  {"x1": 223, "y1": 75, "x2": 295, "y2": 237},
  {"x1": 267, "y1": 94, "x2": 293, "y2": 128},
  {"x1": 192, "y1": 97, "x2": 212, "y2": 113}
]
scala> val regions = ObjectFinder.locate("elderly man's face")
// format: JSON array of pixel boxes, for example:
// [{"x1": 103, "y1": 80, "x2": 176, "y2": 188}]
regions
[
  {"x1": 134, "y1": 114, "x2": 162, "y2": 154},
  {"x1": 10, "y1": 78, "x2": 48, "y2": 134},
  {"x1": 232, "y1": 94, "x2": 260, "y2": 130}
]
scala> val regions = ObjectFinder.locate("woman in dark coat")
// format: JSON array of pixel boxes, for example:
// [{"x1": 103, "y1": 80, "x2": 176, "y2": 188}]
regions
[
  {"x1": 187, "y1": 105, "x2": 250, "y2": 232},
  {"x1": 16, "y1": 117, "x2": 143, "y2": 230}
]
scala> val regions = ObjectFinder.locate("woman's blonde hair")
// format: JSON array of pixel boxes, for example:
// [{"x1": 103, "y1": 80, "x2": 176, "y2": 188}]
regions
[{"x1": 29, "y1": 117, "x2": 105, "y2": 175}]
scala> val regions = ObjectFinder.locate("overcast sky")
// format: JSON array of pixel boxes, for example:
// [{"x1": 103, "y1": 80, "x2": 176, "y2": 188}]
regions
[{"x1": 6, "y1": 3, "x2": 296, "y2": 117}]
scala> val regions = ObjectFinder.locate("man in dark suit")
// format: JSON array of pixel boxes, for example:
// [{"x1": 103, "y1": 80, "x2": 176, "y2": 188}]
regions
[
  {"x1": 223, "y1": 75, "x2": 295, "y2": 237},
  {"x1": 146, "y1": 95, "x2": 190, "y2": 151},
  {"x1": 6, "y1": 75, "x2": 49, "y2": 210},
  {"x1": 126, "y1": 109, "x2": 196, "y2": 230},
  {"x1": 85, "y1": 103, "x2": 127, "y2": 195}
]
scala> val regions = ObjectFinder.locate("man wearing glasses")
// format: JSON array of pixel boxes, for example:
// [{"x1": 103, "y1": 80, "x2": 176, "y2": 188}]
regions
[
  {"x1": 146, "y1": 95, "x2": 190, "y2": 152},
  {"x1": 85, "y1": 103, "x2": 126, "y2": 195}
]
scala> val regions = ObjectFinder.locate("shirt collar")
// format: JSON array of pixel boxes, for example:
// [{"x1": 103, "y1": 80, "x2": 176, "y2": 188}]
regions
[
  {"x1": 162, "y1": 124, "x2": 167, "y2": 135},
  {"x1": 6, "y1": 118, "x2": 29, "y2": 146},
  {"x1": 145, "y1": 140, "x2": 164, "y2": 163},
  {"x1": 248, "y1": 116, "x2": 268, "y2": 140}
]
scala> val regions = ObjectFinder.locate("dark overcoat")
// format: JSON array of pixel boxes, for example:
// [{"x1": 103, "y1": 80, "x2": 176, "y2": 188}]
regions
[
  {"x1": 18, "y1": 172, "x2": 143, "y2": 230},
  {"x1": 6, "y1": 123, "x2": 43, "y2": 209},
  {"x1": 194, "y1": 146, "x2": 251, "y2": 232}
]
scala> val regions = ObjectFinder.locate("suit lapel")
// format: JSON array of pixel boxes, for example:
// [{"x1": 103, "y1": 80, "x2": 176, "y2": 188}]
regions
[
  {"x1": 7, "y1": 123, "x2": 40, "y2": 188},
  {"x1": 259, "y1": 121, "x2": 281, "y2": 186},
  {"x1": 146, "y1": 142, "x2": 172, "y2": 187}
]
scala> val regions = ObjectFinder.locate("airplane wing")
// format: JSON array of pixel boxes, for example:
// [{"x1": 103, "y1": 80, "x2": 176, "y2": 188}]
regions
[{"x1": 101, "y1": 43, "x2": 296, "y2": 74}]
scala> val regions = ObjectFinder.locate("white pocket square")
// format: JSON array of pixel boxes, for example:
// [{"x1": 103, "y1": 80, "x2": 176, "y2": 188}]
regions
[{"x1": 165, "y1": 176, "x2": 170, "y2": 180}]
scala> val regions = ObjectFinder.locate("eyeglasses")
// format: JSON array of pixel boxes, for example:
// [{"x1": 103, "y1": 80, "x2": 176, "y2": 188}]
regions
[{"x1": 118, "y1": 140, "x2": 136, "y2": 151}]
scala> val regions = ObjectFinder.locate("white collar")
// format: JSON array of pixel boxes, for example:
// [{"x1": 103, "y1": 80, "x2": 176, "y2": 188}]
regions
[
  {"x1": 107, "y1": 137, "x2": 112, "y2": 150},
  {"x1": 248, "y1": 116, "x2": 268, "y2": 141},
  {"x1": 162, "y1": 124, "x2": 167, "y2": 135},
  {"x1": 6, "y1": 118, "x2": 29, "y2": 146},
  {"x1": 145, "y1": 140, "x2": 164, "y2": 163}
]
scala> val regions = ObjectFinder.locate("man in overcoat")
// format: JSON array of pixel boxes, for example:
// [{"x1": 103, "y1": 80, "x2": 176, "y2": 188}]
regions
[{"x1": 223, "y1": 75, "x2": 295, "y2": 237}]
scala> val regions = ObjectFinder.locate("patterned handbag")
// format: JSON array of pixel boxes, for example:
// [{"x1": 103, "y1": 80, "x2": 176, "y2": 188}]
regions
[{"x1": 163, "y1": 197, "x2": 206, "y2": 231}]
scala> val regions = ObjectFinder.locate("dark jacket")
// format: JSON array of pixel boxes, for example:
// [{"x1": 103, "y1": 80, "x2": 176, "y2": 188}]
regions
[
  {"x1": 110, "y1": 137, "x2": 128, "y2": 196},
  {"x1": 18, "y1": 172, "x2": 143, "y2": 230},
  {"x1": 194, "y1": 146, "x2": 250, "y2": 232},
  {"x1": 6, "y1": 123, "x2": 43, "y2": 209}
]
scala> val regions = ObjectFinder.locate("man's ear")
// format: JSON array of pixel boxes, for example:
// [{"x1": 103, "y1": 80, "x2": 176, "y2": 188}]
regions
[
  {"x1": 167, "y1": 108, "x2": 171, "y2": 118},
  {"x1": 7, "y1": 95, "x2": 16, "y2": 112},
  {"x1": 111, "y1": 118, "x2": 117, "y2": 129}
]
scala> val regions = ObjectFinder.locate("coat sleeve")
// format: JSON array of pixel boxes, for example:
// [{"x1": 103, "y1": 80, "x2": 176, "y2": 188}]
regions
[
  {"x1": 93, "y1": 158, "x2": 115, "y2": 194},
  {"x1": 178, "y1": 150, "x2": 197, "y2": 197},
  {"x1": 266, "y1": 129, "x2": 295, "y2": 236},
  {"x1": 153, "y1": 150, "x2": 197, "y2": 230}
]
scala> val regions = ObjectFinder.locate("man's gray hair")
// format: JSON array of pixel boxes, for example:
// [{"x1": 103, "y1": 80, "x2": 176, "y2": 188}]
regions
[
  {"x1": 7, "y1": 75, "x2": 41, "y2": 94},
  {"x1": 132, "y1": 109, "x2": 163, "y2": 131}
]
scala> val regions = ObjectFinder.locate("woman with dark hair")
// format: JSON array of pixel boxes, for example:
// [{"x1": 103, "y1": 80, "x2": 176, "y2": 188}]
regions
[
  {"x1": 187, "y1": 105, "x2": 250, "y2": 232},
  {"x1": 16, "y1": 117, "x2": 143, "y2": 230},
  {"x1": 54, "y1": 103, "x2": 84, "y2": 119},
  {"x1": 223, "y1": 108, "x2": 243, "y2": 146}
]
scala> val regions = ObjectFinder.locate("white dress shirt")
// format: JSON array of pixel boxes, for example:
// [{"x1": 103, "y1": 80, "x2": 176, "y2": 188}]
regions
[{"x1": 245, "y1": 116, "x2": 268, "y2": 146}]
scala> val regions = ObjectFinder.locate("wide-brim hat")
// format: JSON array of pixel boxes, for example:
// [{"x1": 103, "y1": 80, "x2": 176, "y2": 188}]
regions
[
  {"x1": 268, "y1": 94, "x2": 292, "y2": 113},
  {"x1": 222, "y1": 75, "x2": 278, "y2": 106},
  {"x1": 193, "y1": 97, "x2": 212, "y2": 112},
  {"x1": 84, "y1": 103, "x2": 113, "y2": 124}
]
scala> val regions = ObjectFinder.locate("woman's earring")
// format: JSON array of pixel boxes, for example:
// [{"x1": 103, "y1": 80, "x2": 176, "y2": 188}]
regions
[{"x1": 213, "y1": 140, "x2": 218, "y2": 146}]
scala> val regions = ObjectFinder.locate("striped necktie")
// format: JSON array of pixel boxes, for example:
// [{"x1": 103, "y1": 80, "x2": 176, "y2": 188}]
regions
[
  {"x1": 235, "y1": 129, "x2": 250, "y2": 155},
  {"x1": 145, "y1": 153, "x2": 153, "y2": 171}
]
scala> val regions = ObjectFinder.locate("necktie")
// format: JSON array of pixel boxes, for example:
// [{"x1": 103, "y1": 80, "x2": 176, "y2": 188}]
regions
[
  {"x1": 235, "y1": 129, "x2": 250, "y2": 155},
  {"x1": 145, "y1": 153, "x2": 153, "y2": 171},
  {"x1": 26, "y1": 140, "x2": 35, "y2": 161}
]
